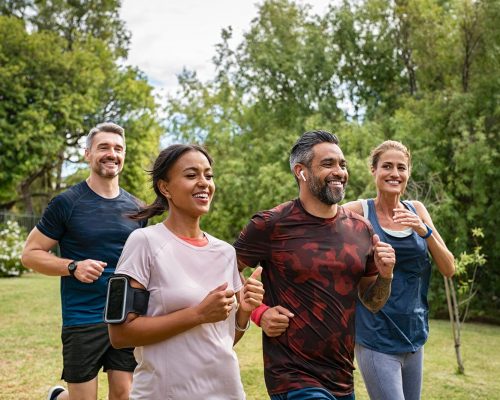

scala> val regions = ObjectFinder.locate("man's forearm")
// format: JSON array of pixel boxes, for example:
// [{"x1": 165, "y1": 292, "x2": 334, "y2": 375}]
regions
[
  {"x1": 359, "y1": 275, "x2": 392, "y2": 313},
  {"x1": 21, "y1": 249, "x2": 71, "y2": 276}
]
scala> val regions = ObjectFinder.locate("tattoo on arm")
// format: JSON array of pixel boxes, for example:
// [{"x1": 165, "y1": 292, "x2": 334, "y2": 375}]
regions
[{"x1": 359, "y1": 275, "x2": 393, "y2": 313}]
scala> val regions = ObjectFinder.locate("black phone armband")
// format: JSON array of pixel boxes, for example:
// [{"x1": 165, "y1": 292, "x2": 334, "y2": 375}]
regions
[{"x1": 104, "y1": 274, "x2": 150, "y2": 324}]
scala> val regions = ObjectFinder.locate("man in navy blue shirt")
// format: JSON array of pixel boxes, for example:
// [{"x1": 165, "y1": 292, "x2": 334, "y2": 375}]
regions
[{"x1": 22, "y1": 122, "x2": 146, "y2": 400}]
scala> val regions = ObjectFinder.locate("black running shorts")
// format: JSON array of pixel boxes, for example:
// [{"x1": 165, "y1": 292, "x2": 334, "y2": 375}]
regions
[{"x1": 61, "y1": 323, "x2": 136, "y2": 383}]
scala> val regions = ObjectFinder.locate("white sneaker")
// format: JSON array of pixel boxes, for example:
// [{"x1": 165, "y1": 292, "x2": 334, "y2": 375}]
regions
[{"x1": 47, "y1": 385, "x2": 66, "y2": 400}]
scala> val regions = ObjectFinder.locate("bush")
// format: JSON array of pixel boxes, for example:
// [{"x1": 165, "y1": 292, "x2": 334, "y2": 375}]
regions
[{"x1": 0, "y1": 220, "x2": 28, "y2": 277}]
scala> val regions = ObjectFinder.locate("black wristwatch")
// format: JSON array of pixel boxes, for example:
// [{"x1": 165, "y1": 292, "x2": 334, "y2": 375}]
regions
[{"x1": 67, "y1": 261, "x2": 78, "y2": 277}]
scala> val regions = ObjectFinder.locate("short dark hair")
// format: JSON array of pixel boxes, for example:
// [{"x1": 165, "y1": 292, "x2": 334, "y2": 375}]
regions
[
  {"x1": 289, "y1": 130, "x2": 339, "y2": 172},
  {"x1": 130, "y1": 144, "x2": 213, "y2": 220}
]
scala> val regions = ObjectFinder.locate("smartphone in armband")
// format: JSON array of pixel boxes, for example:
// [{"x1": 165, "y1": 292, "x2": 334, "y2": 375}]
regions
[{"x1": 104, "y1": 274, "x2": 150, "y2": 324}]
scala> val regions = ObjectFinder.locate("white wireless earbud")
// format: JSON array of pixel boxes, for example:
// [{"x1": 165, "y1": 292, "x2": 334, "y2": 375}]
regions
[{"x1": 300, "y1": 171, "x2": 307, "y2": 182}]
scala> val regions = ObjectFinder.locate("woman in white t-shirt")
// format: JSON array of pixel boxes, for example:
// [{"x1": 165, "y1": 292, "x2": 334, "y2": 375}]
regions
[{"x1": 108, "y1": 144, "x2": 264, "y2": 400}]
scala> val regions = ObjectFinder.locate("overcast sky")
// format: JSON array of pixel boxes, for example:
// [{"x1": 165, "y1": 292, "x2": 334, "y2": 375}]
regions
[{"x1": 120, "y1": 0, "x2": 332, "y2": 96}]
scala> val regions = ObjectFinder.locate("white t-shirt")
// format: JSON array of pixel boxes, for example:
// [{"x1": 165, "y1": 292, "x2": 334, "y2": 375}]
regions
[{"x1": 116, "y1": 223, "x2": 245, "y2": 400}]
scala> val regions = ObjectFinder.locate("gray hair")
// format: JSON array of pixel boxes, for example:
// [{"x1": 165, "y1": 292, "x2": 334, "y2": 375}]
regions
[
  {"x1": 86, "y1": 122, "x2": 125, "y2": 149},
  {"x1": 289, "y1": 130, "x2": 339, "y2": 172}
]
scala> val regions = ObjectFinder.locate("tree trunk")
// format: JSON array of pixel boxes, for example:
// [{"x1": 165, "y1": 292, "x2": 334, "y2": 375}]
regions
[
  {"x1": 395, "y1": 0, "x2": 418, "y2": 96},
  {"x1": 19, "y1": 180, "x2": 34, "y2": 214},
  {"x1": 461, "y1": 1, "x2": 482, "y2": 93},
  {"x1": 18, "y1": 166, "x2": 50, "y2": 213},
  {"x1": 444, "y1": 276, "x2": 465, "y2": 374}
]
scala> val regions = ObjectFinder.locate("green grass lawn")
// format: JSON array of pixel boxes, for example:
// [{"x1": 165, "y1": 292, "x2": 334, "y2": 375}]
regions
[{"x1": 1, "y1": 273, "x2": 499, "y2": 399}]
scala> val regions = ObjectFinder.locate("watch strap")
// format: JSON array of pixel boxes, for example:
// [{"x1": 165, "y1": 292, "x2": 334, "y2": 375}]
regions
[
  {"x1": 419, "y1": 224, "x2": 433, "y2": 239},
  {"x1": 68, "y1": 261, "x2": 78, "y2": 276}
]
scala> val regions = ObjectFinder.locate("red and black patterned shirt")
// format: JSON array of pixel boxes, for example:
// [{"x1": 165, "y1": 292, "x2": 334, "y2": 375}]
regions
[{"x1": 234, "y1": 199, "x2": 378, "y2": 396}]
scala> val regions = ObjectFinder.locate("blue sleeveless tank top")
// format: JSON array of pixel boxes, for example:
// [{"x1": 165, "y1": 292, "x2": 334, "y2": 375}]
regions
[{"x1": 355, "y1": 199, "x2": 432, "y2": 353}]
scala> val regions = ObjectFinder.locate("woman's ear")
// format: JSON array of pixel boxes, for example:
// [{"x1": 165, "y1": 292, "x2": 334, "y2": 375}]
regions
[{"x1": 158, "y1": 179, "x2": 171, "y2": 199}]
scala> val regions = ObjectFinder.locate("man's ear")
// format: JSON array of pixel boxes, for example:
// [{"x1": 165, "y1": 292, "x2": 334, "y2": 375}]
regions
[
  {"x1": 293, "y1": 164, "x2": 306, "y2": 182},
  {"x1": 84, "y1": 148, "x2": 90, "y2": 162}
]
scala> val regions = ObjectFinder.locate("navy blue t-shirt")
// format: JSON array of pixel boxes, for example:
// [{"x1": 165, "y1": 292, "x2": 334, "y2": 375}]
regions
[{"x1": 37, "y1": 181, "x2": 146, "y2": 327}]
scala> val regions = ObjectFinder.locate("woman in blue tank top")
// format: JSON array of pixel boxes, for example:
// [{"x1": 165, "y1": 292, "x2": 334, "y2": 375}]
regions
[{"x1": 343, "y1": 140, "x2": 455, "y2": 400}]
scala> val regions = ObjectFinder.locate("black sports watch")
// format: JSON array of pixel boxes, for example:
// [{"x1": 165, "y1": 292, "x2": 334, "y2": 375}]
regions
[{"x1": 67, "y1": 261, "x2": 78, "y2": 277}]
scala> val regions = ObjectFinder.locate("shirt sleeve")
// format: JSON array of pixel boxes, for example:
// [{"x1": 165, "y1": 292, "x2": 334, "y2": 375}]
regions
[
  {"x1": 229, "y1": 246, "x2": 244, "y2": 293},
  {"x1": 233, "y1": 212, "x2": 272, "y2": 271},
  {"x1": 115, "y1": 229, "x2": 152, "y2": 288},
  {"x1": 36, "y1": 195, "x2": 71, "y2": 241}
]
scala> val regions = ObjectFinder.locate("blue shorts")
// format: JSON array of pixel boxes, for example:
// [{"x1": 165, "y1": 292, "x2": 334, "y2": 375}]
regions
[{"x1": 270, "y1": 387, "x2": 355, "y2": 400}]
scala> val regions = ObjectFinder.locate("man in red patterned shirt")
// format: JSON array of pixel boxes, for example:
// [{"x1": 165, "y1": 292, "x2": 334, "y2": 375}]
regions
[{"x1": 234, "y1": 130, "x2": 395, "y2": 400}]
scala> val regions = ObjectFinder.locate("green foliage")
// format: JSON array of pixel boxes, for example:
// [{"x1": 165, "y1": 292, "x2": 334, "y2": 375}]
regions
[
  {"x1": 0, "y1": 3, "x2": 162, "y2": 212},
  {"x1": 0, "y1": 220, "x2": 27, "y2": 277},
  {"x1": 167, "y1": 0, "x2": 345, "y2": 242},
  {"x1": 0, "y1": 16, "x2": 104, "y2": 206},
  {"x1": 1, "y1": 0, "x2": 498, "y2": 318},
  {"x1": 166, "y1": 0, "x2": 500, "y2": 320},
  {"x1": 453, "y1": 228, "x2": 489, "y2": 322},
  {"x1": 1, "y1": 0, "x2": 130, "y2": 56},
  {"x1": 455, "y1": 231, "x2": 486, "y2": 279}
]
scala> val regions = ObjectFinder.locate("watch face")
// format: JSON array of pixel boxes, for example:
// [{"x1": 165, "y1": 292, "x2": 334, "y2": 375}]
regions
[{"x1": 68, "y1": 261, "x2": 78, "y2": 275}]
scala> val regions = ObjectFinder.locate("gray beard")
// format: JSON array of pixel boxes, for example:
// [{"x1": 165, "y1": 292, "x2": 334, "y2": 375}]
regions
[{"x1": 308, "y1": 176, "x2": 346, "y2": 205}]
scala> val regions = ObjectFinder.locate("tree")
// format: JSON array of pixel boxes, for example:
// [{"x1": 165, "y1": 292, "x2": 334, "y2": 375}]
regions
[
  {"x1": 0, "y1": 1, "x2": 163, "y2": 212},
  {"x1": 319, "y1": 0, "x2": 499, "y2": 320},
  {"x1": 166, "y1": 0, "x2": 500, "y2": 320},
  {"x1": 0, "y1": 16, "x2": 103, "y2": 211},
  {"x1": 1, "y1": 0, "x2": 130, "y2": 56},
  {"x1": 167, "y1": 0, "x2": 346, "y2": 241}
]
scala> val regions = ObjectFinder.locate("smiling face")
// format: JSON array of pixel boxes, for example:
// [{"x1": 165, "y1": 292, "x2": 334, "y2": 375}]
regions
[
  {"x1": 304, "y1": 142, "x2": 348, "y2": 205},
  {"x1": 85, "y1": 131, "x2": 125, "y2": 179},
  {"x1": 160, "y1": 150, "x2": 215, "y2": 218},
  {"x1": 372, "y1": 149, "x2": 410, "y2": 195}
]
